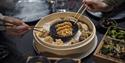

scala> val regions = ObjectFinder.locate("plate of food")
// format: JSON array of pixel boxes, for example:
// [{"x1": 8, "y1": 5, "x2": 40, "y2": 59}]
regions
[{"x1": 50, "y1": 18, "x2": 79, "y2": 42}]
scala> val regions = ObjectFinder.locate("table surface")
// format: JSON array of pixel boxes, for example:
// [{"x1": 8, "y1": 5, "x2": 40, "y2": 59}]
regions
[{"x1": 1, "y1": 12, "x2": 125, "y2": 63}]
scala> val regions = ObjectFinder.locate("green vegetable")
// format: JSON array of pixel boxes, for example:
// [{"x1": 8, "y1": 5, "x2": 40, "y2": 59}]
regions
[
  {"x1": 107, "y1": 27, "x2": 125, "y2": 41},
  {"x1": 101, "y1": 47, "x2": 110, "y2": 54}
]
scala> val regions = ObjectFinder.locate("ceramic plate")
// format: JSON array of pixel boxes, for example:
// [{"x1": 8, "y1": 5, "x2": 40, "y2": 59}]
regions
[
  {"x1": 87, "y1": 10, "x2": 125, "y2": 20},
  {"x1": 13, "y1": 0, "x2": 50, "y2": 22}
]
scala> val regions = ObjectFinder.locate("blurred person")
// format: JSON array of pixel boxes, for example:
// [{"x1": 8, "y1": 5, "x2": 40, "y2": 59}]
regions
[
  {"x1": 84, "y1": 0, "x2": 125, "y2": 20},
  {"x1": 0, "y1": 0, "x2": 30, "y2": 37},
  {"x1": 0, "y1": 0, "x2": 30, "y2": 61}
]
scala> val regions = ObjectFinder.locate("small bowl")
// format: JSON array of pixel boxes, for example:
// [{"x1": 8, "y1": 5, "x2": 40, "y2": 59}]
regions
[
  {"x1": 50, "y1": 20, "x2": 79, "y2": 42},
  {"x1": 55, "y1": 58, "x2": 76, "y2": 63},
  {"x1": 27, "y1": 56, "x2": 50, "y2": 63},
  {"x1": 100, "y1": 19, "x2": 117, "y2": 29},
  {"x1": 98, "y1": 19, "x2": 117, "y2": 34}
]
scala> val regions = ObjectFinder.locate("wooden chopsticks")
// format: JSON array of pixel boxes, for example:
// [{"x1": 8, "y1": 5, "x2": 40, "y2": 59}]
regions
[
  {"x1": 0, "y1": 17, "x2": 44, "y2": 32},
  {"x1": 74, "y1": 0, "x2": 87, "y2": 24},
  {"x1": 30, "y1": 26, "x2": 43, "y2": 32},
  {"x1": 0, "y1": 22, "x2": 43, "y2": 32}
]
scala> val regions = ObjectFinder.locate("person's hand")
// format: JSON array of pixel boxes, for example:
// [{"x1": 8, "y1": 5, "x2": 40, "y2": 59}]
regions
[
  {"x1": 3, "y1": 16, "x2": 30, "y2": 37},
  {"x1": 84, "y1": 0, "x2": 113, "y2": 12}
]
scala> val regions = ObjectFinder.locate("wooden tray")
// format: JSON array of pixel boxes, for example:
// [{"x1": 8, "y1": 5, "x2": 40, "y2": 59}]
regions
[{"x1": 93, "y1": 27, "x2": 125, "y2": 63}]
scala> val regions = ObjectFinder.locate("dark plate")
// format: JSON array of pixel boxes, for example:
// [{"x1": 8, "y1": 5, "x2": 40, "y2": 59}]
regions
[
  {"x1": 100, "y1": 19, "x2": 117, "y2": 29},
  {"x1": 97, "y1": 19, "x2": 117, "y2": 34},
  {"x1": 27, "y1": 56, "x2": 50, "y2": 63},
  {"x1": 50, "y1": 21, "x2": 79, "y2": 42}
]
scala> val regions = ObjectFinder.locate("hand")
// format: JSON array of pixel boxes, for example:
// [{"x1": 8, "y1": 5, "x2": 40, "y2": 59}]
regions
[
  {"x1": 84, "y1": 0, "x2": 113, "y2": 12},
  {"x1": 3, "y1": 16, "x2": 30, "y2": 37}
]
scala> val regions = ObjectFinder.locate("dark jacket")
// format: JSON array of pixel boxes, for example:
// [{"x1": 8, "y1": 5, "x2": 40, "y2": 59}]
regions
[
  {"x1": 103, "y1": 0, "x2": 125, "y2": 18},
  {"x1": 103, "y1": 0, "x2": 125, "y2": 7},
  {"x1": 0, "y1": 0, "x2": 18, "y2": 10}
]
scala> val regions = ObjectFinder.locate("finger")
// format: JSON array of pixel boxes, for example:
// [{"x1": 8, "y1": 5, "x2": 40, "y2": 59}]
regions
[
  {"x1": 84, "y1": 0, "x2": 96, "y2": 9},
  {"x1": 16, "y1": 29, "x2": 29, "y2": 37},
  {"x1": 5, "y1": 22, "x2": 14, "y2": 26},
  {"x1": 82, "y1": 0, "x2": 85, "y2": 2},
  {"x1": 9, "y1": 19, "x2": 23, "y2": 26},
  {"x1": 22, "y1": 23, "x2": 31, "y2": 30},
  {"x1": 15, "y1": 23, "x2": 30, "y2": 31},
  {"x1": 4, "y1": 16, "x2": 23, "y2": 26},
  {"x1": 6, "y1": 25, "x2": 17, "y2": 32},
  {"x1": 85, "y1": 0, "x2": 95, "y2": 5}
]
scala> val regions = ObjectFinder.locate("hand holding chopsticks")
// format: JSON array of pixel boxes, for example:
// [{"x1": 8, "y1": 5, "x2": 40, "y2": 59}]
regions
[{"x1": 0, "y1": 16, "x2": 30, "y2": 37}]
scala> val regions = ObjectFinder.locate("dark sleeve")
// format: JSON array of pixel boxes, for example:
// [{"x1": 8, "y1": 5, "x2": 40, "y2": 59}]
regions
[
  {"x1": 103, "y1": 0, "x2": 125, "y2": 7},
  {"x1": 0, "y1": 13, "x2": 6, "y2": 31}
]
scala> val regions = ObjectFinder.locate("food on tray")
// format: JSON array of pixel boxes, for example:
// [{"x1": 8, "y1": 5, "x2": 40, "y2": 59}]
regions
[
  {"x1": 55, "y1": 22, "x2": 73, "y2": 37},
  {"x1": 107, "y1": 27, "x2": 125, "y2": 41},
  {"x1": 55, "y1": 21, "x2": 72, "y2": 28},
  {"x1": 44, "y1": 36, "x2": 54, "y2": 44},
  {"x1": 101, "y1": 19, "x2": 117, "y2": 28},
  {"x1": 78, "y1": 22, "x2": 89, "y2": 31},
  {"x1": 79, "y1": 31, "x2": 91, "y2": 41},
  {"x1": 37, "y1": 16, "x2": 92, "y2": 46},
  {"x1": 56, "y1": 25, "x2": 72, "y2": 32},
  {"x1": 54, "y1": 39, "x2": 64, "y2": 45},
  {"x1": 37, "y1": 29, "x2": 49, "y2": 38},
  {"x1": 100, "y1": 37, "x2": 125, "y2": 60},
  {"x1": 64, "y1": 17, "x2": 77, "y2": 22},
  {"x1": 69, "y1": 39, "x2": 78, "y2": 45}
]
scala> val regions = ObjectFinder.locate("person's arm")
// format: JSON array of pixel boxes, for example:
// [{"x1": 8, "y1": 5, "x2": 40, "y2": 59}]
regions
[
  {"x1": 84, "y1": 0, "x2": 125, "y2": 12},
  {"x1": 103, "y1": 0, "x2": 125, "y2": 7}
]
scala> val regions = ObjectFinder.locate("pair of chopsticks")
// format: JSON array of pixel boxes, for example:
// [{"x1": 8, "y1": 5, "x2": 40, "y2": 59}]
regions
[
  {"x1": 0, "y1": 24, "x2": 43, "y2": 32},
  {"x1": 29, "y1": 26, "x2": 44, "y2": 32},
  {"x1": 74, "y1": 0, "x2": 87, "y2": 24},
  {"x1": 0, "y1": 19, "x2": 43, "y2": 32},
  {"x1": 0, "y1": 23, "x2": 43, "y2": 32}
]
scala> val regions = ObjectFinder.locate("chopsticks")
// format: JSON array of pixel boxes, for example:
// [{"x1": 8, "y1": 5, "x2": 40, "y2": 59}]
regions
[
  {"x1": 0, "y1": 21, "x2": 43, "y2": 32},
  {"x1": 74, "y1": 4, "x2": 84, "y2": 18},
  {"x1": 0, "y1": 17, "x2": 44, "y2": 32},
  {"x1": 29, "y1": 26, "x2": 43, "y2": 29},
  {"x1": 30, "y1": 26, "x2": 44, "y2": 32},
  {"x1": 74, "y1": 0, "x2": 87, "y2": 24}
]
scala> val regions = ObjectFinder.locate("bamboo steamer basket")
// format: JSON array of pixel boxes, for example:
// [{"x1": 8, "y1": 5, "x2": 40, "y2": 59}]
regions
[{"x1": 33, "y1": 12, "x2": 96, "y2": 55}]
